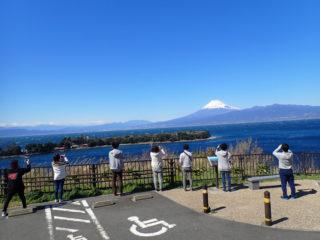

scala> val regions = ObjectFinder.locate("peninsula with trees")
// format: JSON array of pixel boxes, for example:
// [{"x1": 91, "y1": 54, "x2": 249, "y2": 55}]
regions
[{"x1": 0, "y1": 131, "x2": 211, "y2": 157}]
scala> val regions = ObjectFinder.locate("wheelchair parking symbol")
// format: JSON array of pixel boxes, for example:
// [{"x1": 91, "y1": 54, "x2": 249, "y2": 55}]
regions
[{"x1": 128, "y1": 216, "x2": 176, "y2": 237}]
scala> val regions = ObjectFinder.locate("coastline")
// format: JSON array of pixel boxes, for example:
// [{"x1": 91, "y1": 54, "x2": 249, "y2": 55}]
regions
[{"x1": 0, "y1": 136, "x2": 217, "y2": 159}]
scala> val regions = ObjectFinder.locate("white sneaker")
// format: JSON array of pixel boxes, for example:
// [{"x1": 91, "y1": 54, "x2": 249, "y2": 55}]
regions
[
  {"x1": 2, "y1": 211, "x2": 8, "y2": 217},
  {"x1": 55, "y1": 199, "x2": 59, "y2": 203}
]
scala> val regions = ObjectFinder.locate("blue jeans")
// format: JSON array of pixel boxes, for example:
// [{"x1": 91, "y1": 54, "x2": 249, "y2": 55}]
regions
[
  {"x1": 54, "y1": 179, "x2": 65, "y2": 200},
  {"x1": 221, "y1": 171, "x2": 231, "y2": 190},
  {"x1": 279, "y1": 169, "x2": 295, "y2": 198}
]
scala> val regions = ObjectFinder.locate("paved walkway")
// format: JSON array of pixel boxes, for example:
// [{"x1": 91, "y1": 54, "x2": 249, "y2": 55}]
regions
[
  {"x1": 159, "y1": 179, "x2": 320, "y2": 231},
  {"x1": 0, "y1": 191, "x2": 319, "y2": 240}
]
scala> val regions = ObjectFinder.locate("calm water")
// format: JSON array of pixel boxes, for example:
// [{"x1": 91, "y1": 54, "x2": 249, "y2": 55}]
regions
[{"x1": 0, "y1": 119, "x2": 320, "y2": 168}]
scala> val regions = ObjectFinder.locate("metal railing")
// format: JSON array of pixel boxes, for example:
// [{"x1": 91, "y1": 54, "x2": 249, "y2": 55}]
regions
[{"x1": 1, "y1": 152, "x2": 319, "y2": 195}]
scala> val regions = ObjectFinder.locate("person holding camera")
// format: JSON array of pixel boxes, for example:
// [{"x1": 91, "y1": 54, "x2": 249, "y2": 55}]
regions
[
  {"x1": 179, "y1": 144, "x2": 194, "y2": 191},
  {"x1": 109, "y1": 142, "x2": 124, "y2": 196},
  {"x1": 52, "y1": 153, "x2": 69, "y2": 202},
  {"x1": 273, "y1": 144, "x2": 296, "y2": 200},
  {"x1": 2, "y1": 158, "x2": 31, "y2": 217},
  {"x1": 150, "y1": 145, "x2": 166, "y2": 192},
  {"x1": 216, "y1": 143, "x2": 232, "y2": 192}
]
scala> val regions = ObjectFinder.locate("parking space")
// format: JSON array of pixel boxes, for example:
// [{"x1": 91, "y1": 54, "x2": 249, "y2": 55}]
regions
[{"x1": 1, "y1": 192, "x2": 319, "y2": 240}]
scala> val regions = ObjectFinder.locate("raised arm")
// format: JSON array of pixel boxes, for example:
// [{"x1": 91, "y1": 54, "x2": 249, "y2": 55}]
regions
[
  {"x1": 272, "y1": 145, "x2": 282, "y2": 158},
  {"x1": 21, "y1": 159, "x2": 31, "y2": 174}
]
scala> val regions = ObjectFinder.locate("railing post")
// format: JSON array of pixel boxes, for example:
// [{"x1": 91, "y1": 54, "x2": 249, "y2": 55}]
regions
[
  {"x1": 239, "y1": 156, "x2": 245, "y2": 180},
  {"x1": 169, "y1": 158, "x2": 174, "y2": 185},
  {"x1": 0, "y1": 169, "x2": 3, "y2": 196},
  {"x1": 91, "y1": 164, "x2": 97, "y2": 188},
  {"x1": 214, "y1": 164, "x2": 219, "y2": 189}
]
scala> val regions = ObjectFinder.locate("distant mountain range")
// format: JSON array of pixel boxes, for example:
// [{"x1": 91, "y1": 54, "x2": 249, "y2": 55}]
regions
[{"x1": 1, "y1": 100, "x2": 320, "y2": 137}]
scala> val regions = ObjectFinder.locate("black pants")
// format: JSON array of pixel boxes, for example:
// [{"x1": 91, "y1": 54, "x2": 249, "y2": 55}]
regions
[
  {"x1": 3, "y1": 188, "x2": 27, "y2": 211},
  {"x1": 112, "y1": 171, "x2": 123, "y2": 195}
]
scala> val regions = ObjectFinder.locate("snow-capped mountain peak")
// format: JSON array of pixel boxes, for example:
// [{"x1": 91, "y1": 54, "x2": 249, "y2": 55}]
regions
[{"x1": 202, "y1": 100, "x2": 240, "y2": 110}]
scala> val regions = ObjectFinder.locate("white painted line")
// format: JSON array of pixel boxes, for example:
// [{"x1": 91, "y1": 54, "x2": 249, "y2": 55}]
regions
[
  {"x1": 45, "y1": 207, "x2": 55, "y2": 240},
  {"x1": 52, "y1": 207, "x2": 85, "y2": 214},
  {"x1": 54, "y1": 216, "x2": 91, "y2": 223},
  {"x1": 81, "y1": 200, "x2": 110, "y2": 240},
  {"x1": 81, "y1": 200, "x2": 89, "y2": 208},
  {"x1": 71, "y1": 201, "x2": 81, "y2": 205},
  {"x1": 56, "y1": 227, "x2": 79, "y2": 233}
]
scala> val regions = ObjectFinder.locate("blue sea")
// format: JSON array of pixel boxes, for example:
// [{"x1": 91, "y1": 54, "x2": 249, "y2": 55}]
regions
[{"x1": 0, "y1": 119, "x2": 320, "y2": 168}]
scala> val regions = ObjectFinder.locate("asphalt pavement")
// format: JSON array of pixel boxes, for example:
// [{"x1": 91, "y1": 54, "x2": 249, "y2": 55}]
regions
[{"x1": 0, "y1": 192, "x2": 319, "y2": 240}]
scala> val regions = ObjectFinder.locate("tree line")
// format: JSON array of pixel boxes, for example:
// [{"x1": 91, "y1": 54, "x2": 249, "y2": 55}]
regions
[{"x1": 0, "y1": 131, "x2": 210, "y2": 156}]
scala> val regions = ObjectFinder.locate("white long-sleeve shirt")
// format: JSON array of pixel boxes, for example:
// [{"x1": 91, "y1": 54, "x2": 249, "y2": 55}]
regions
[
  {"x1": 273, "y1": 146, "x2": 293, "y2": 169},
  {"x1": 52, "y1": 157, "x2": 69, "y2": 180},
  {"x1": 150, "y1": 149, "x2": 165, "y2": 172},
  {"x1": 216, "y1": 150, "x2": 232, "y2": 171}
]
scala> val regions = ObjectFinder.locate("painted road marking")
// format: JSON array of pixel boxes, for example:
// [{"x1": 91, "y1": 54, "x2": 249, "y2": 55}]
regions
[
  {"x1": 128, "y1": 216, "x2": 176, "y2": 237},
  {"x1": 45, "y1": 206, "x2": 55, "y2": 240},
  {"x1": 54, "y1": 216, "x2": 91, "y2": 223},
  {"x1": 81, "y1": 200, "x2": 110, "y2": 240},
  {"x1": 67, "y1": 234, "x2": 88, "y2": 240},
  {"x1": 71, "y1": 201, "x2": 81, "y2": 205},
  {"x1": 56, "y1": 227, "x2": 79, "y2": 233},
  {"x1": 52, "y1": 207, "x2": 86, "y2": 214}
]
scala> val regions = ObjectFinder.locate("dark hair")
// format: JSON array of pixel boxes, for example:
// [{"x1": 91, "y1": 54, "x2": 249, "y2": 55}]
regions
[
  {"x1": 112, "y1": 142, "x2": 120, "y2": 149},
  {"x1": 183, "y1": 144, "x2": 189, "y2": 150},
  {"x1": 10, "y1": 159, "x2": 19, "y2": 170},
  {"x1": 220, "y1": 143, "x2": 228, "y2": 151},
  {"x1": 53, "y1": 153, "x2": 60, "y2": 162},
  {"x1": 151, "y1": 146, "x2": 160, "y2": 153},
  {"x1": 281, "y1": 144, "x2": 290, "y2": 152}
]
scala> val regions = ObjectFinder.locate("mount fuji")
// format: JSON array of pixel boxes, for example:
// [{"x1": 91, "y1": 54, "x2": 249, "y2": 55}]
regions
[
  {"x1": 148, "y1": 100, "x2": 320, "y2": 128},
  {"x1": 152, "y1": 100, "x2": 240, "y2": 127}
]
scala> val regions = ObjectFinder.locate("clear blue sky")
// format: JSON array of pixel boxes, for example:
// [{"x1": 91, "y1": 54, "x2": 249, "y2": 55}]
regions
[{"x1": 1, "y1": 0, "x2": 320, "y2": 126}]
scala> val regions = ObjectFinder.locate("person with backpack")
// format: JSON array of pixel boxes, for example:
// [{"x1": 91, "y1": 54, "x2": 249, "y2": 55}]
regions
[
  {"x1": 179, "y1": 144, "x2": 193, "y2": 191},
  {"x1": 216, "y1": 143, "x2": 232, "y2": 192},
  {"x1": 2, "y1": 159, "x2": 31, "y2": 217},
  {"x1": 273, "y1": 144, "x2": 296, "y2": 200}
]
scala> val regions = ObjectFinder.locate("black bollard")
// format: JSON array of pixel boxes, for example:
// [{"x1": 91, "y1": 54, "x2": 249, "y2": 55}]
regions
[
  {"x1": 202, "y1": 184, "x2": 211, "y2": 213},
  {"x1": 264, "y1": 191, "x2": 272, "y2": 226}
]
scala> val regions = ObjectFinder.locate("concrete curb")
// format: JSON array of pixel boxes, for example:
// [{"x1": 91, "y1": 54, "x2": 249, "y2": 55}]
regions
[
  {"x1": 92, "y1": 200, "x2": 115, "y2": 208},
  {"x1": 132, "y1": 194, "x2": 153, "y2": 202},
  {"x1": 9, "y1": 208, "x2": 35, "y2": 217}
]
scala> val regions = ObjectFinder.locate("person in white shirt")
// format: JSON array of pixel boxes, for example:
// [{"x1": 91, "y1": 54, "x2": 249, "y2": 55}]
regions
[
  {"x1": 52, "y1": 153, "x2": 69, "y2": 202},
  {"x1": 179, "y1": 144, "x2": 193, "y2": 191},
  {"x1": 273, "y1": 144, "x2": 296, "y2": 200},
  {"x1": 150, "y1": 145, "x2": 165, "y2": 191}
]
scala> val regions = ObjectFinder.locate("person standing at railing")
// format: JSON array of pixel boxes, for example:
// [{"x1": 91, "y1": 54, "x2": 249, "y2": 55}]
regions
[
  {"x1": 179, "y1": 144, "x2": 194, "y2": 191},
  {"x1": 216, "y1": 143, "x2": 232, "y2": 192},
  {"x1": 150, "y1": 145, "x2": 166, "y2": 192},
  {"x1": 273, "y1": 144, "x2": 296, "y2": 200},
  {"x1": 2, "y1": 159, "x2": 31, "y2": 217},
  {"x1": 52, "y1": 153, "x2": 69, "y2": 202},
  {"x1": 109, "y1": 142, "x2": 124, "y2": 196}
]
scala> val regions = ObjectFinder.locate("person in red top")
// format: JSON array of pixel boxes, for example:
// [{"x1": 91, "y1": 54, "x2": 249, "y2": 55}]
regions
[{"x1": 2, "y1": 159, "x2": 31, "y2": 217}]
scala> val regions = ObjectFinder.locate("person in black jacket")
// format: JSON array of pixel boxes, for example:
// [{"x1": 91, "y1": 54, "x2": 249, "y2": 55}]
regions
[{"x1": 2, "y1": 159, "x2": 31, "y2": 217}]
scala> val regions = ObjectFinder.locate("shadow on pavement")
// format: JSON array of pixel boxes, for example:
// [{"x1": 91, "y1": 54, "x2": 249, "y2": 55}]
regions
[
  {"x1": 259, "y1": 183, "x2": 301, "y2": 190},
  {"x1": 232, "y1": 184, "x2": 247, "y2": 191},
  {"x1": 295, "y1": 189, "x2": 317, "y2": 199},
  {"x1": 272, "y1": 217, "x2": 289, "y2": 225},
  {"x1": 213, "y1": 206, "x2": 226, "y2": 212}
]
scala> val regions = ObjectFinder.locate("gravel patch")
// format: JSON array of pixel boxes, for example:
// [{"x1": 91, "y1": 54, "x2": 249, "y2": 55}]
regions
[{"x1": 159, "y1": 180, "x2": 320, "y2": 231}]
